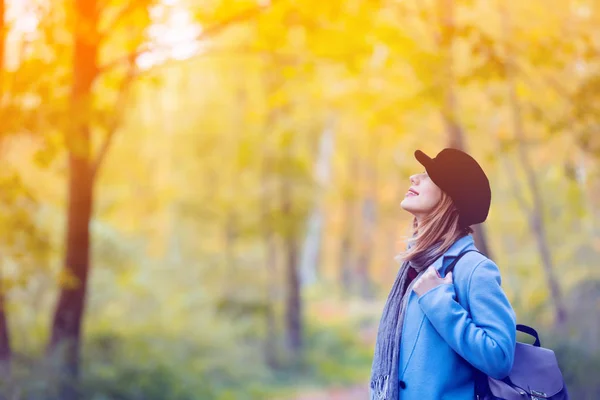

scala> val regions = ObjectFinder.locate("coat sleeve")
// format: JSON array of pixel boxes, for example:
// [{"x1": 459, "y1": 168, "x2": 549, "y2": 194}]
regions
[{"x1": 417, "y1": 258, "x2": 517, "y2": 379}]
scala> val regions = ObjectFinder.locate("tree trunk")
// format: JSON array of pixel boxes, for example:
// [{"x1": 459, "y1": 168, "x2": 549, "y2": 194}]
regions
[
  {"x1": 284, "y1": 234, "x2": 301, "y2": 357},
  {"x1": 265, "y1": 238, "x2": 279, "y2": 369},
  {"x1": 437, "y1": 0, "x2": 493, "y2": 258},
  {"x1": 261, "y1": 134, "x2": 279, "y2": 368},
  {"x1": 576, "y1": 151, "x2": 600, "y2": 238},
  {"x1": 263, "y1": 228, "x2": 279, "y2": 368},
  {"x1": 47, "y1": 1, "x2": 98, "y2": 397},
  {"x1": 355, "y1": 193, "x2": 376, "y2": 299},
  {"x1": 223, "y1": 87, "x2": 246, "y2": 271},
  {"x1": 224, "y1": 211, "x2": 237, "y2": 270},
  {"x1": 339, "y1": 195, "x2": 354, "y2": 295},
  {"x1": 471, "y1": 224, "x2": 492, "y2": 257},
  {"x1": 355, "y1": 135, "x2": 379, "y2": 299},
  {"x1": 48, "y1": 157, "x2": 94, "y2": 397},
  {"x1": 299, "y1": 121, "x2": 335, "y2": 286},
  {"x1": 338, "y1": 153, "x2": 358, "y2": 295},
  {"x1": 0, "y1": 0, "x2": 12, "y2": 382},
  {"x1": 161, "y1": 72, "x2": 178, "y2": 265},
  {"x1": 589, "y1": 167, "x2": 600, "y2": 238},
  {"x1": 0, "y1": 275, "x2": 11, "y2": 381},
  {"x1": 386, "y1": 184, "x2": 405, "y2": 278},
  {"x1": 281, "y1": 168, "x2": 302, "y2": 357},
  {"x1": 443, "y1": 106, "x2": 493, "y2": 257},
  {"x1": 0, "y1": 0, "x2": 4, "y2": 95},
  {"x1": 500, "y1": 3, "x2": 567, "y2": 329}
]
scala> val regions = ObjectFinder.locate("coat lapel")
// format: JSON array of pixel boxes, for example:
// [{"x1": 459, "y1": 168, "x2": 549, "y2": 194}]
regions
[
  {"x1": 435, "y1": 235, "x2": 475, "y2": 277},
  {"x1": 400, "y1": 235, "x2": 477, "y2": 371},
  {"x1": 400, "y1": 254, "x2": 446, "y2": 365}
]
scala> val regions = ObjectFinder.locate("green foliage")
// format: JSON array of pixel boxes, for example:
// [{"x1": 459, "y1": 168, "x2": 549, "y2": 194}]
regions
[
  {"x1": 1, "y1": 0, "x2": 600, "y2": 398},
  {"x1": 302, "y1": 323, "x2": 372, "y2": 385},
  {"x1": 547, "y1": 335, "x2": 600, "y2": 399},
  {"x1": 0, "y1": 316, "x2": 373, "y2": 399}
]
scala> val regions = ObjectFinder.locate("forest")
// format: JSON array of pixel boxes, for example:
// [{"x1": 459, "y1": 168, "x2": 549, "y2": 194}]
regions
[{"x1": 0, "y1": 0, "x2": 599, "y2": 399}]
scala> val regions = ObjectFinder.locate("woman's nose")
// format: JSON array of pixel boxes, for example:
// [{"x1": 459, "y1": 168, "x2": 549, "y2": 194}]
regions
[{"x1": 410, "y1": 174, "x2": 419, "y2": 185}]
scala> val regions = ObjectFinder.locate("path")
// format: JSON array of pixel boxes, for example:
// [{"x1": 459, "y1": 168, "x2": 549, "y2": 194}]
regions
[{"x1": 287, "y1": 385, "x2": 368, "y2": 400}]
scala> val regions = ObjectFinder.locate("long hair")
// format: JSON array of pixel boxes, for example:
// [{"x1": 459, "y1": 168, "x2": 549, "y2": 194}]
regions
[{"x1": 400, "y1": 191, "x2": 474, "y2": 263}]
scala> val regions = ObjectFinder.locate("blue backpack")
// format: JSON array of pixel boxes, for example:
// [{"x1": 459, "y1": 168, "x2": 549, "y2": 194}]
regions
[{"x1": 447, "y1": 251, "x2": 570, "y2": 400}]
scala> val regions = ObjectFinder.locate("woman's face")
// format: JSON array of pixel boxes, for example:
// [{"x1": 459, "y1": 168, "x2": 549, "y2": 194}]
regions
[{"x1": 400, "y1": 171, "x2": 443, "y2": 220}]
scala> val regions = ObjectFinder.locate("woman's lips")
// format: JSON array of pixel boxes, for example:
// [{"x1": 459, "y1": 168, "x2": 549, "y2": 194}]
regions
[{"x1": 406, "y1": 188, "x2": 419, "y2": 197}]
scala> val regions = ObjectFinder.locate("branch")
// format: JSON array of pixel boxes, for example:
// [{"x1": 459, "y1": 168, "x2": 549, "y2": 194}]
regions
[
  {"x1": 99, "y1": 0, "x2": 140, "y2": 40},
  {"x1": 124, "y1": 45, "x2": 371, "y2": 76},
  {"x1": 98, "y1": 1, "x2": 278, "y2": 75},
  {"x1": 497, "y1": 141, "x2": 532, "y2": 216},
  {"x1": 91, "y1": 55, "x2": 137, "y2": 179},
  {"x1": 483, "y1": 88, "x2": 531, "y2": 214}
]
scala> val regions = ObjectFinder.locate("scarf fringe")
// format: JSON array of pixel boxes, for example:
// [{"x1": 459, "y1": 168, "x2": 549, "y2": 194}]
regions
[
  {"x1": 369, "y1": 374, "x2": 389, "y2": 400},
  {"x1": 370, "y1": 243, "x2": 446, "y2": 400}
]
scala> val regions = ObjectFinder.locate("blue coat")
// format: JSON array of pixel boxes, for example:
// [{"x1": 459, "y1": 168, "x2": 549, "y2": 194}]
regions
[{"x1": 396, "y1": 235, "x2": 517, "y2": 399}]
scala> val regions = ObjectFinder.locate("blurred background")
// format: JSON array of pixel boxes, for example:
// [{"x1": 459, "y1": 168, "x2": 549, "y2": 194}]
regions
[{"x1": 0, "y1": 0, "x2": 599, "y2": 399}]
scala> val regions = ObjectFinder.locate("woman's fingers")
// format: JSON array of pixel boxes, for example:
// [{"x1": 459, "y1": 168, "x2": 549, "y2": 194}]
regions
[
  {"x1": 413, "y1": 266, "x2": 451, "y2": 296},
  {"x1": 443, "y1": 271, "x2": 453, "y2": 284}
]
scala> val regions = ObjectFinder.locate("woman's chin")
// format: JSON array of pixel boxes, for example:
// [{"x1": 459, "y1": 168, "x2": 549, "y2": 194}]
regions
[
  {"x1": 400, "y1": 198, "x2": 413, "y2": 212},
  {"x1": 401, "y1": 198, "x2": 421, "y2": 215}
]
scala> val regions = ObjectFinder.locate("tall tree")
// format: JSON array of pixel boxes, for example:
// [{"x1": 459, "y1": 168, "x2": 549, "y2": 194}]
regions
[
  {"x1": 499, "y1": 1, "x2": 567, "y2": 329},
  {"x1": 280, "y1": 134, "x2": 302, "y2": 357},
  {"x1": 0, "y1": 0, "x2": 12, "y2": 381},
  {"x1": 47, "y1": 3, "x2": 276, "y2": 394},
  {"x1": 338, "y1": 150, "x2": 358, "y2": 295},
  {"x1": 355, "y1": 135, "x2": 380, "y2": 299},
  {"x1": 299, "y1": 119, "x2": 335, "y2": 286},
  {"x1": 260, "y1": 64, "x2": 283, "y2": 368},
  {"x1": 261, "y1": 132, "x2": 280, "y2": 368},
  {"x1": 437, "y1": 0, "x2": 493, "y2": 257},
  {"x1": 46, "y1": 1, "x2": 102, "y2": 396}
]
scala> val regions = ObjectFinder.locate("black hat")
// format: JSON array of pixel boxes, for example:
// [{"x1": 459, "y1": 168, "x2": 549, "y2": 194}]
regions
[{"x1": 414, "y1": 148, "x2": 491, "y2": 227}]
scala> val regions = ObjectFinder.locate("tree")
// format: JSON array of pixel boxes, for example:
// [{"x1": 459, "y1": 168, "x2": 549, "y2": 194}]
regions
[
  {"x1": 0, "y1": 0, "x2": 11, "y2": 381},
  {"x1": 46, "y1": 1, "x2": 106, "y2": 396},
  {"x1": 47, "y1": 2, "x2": 279, "y2": 395},
  {"x1": 436, "y1": 0, "x2": 493, "y2": 257},
  {"x1": 498, "y1": 1, "x2": 567, "y2": 329},
  {"x1": 298, "y1": 119, "x2": 335, "y2": 287}
]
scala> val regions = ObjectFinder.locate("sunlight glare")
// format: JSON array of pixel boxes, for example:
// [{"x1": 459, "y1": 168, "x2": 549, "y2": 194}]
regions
[{"x1": 136, "y1": 0, "x2": 204, "y2": 70}]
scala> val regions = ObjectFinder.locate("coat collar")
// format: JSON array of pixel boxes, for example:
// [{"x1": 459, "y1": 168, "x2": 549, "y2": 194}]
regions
[
  {"x1": 443, "y1": 234, "x2": 475, "y2": 258},
  {"x1": 399, "y1": 235, "x2": 477, "y2": 373},
  {"x1": 431, "y1": 234, "x2": 476, "y2": 273}
]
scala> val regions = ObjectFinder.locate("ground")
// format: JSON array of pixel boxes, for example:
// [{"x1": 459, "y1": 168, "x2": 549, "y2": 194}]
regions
[{"x1": 288, "y1": 385, "x2": 369, "y2": 400}]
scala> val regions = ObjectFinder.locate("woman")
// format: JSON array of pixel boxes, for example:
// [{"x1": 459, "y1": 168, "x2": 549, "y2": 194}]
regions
[{"x1": 370, "y1": 148, "x2": 517, "y2": 400}]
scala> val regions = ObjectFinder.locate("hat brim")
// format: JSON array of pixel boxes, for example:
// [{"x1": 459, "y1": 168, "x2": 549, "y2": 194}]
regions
[{"x1": 414, "y1": 150, "x2": 434, "y2": 170}]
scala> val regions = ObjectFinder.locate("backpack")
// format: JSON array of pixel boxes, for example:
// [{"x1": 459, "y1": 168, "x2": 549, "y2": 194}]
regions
[{"x1": 446, "y1": 250, "x2": 570, "y2": 400}]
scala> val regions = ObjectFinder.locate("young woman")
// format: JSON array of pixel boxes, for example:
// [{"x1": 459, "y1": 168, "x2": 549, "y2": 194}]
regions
[{"x1": 370, "y1": 148, "x2": 517, "y2": 400}]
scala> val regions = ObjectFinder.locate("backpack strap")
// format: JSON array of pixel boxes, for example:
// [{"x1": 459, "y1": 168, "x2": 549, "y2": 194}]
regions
[
  {"x1": 446, "y1": 249, "x2": 497, "y2": 399},
  {"x1": 516, "y1": 324, "x2": 541, "y2": 347},
  {"x1": 474, "y1": 369, "x2": 490, "y2": 399},
  {"x1": 444, "y1": 249, "x2": 483, "y2": 275}
]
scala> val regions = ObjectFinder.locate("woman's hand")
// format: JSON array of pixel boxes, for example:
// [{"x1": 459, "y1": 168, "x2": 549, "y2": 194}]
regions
[{"x1": 413, "y1": 266, "x2": 453, "y2": 297}]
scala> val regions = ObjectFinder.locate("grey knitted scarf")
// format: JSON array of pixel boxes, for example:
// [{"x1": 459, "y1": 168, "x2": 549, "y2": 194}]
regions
[{"x1": 369, "y1": 242, "x2": 445, "y2": 400}]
